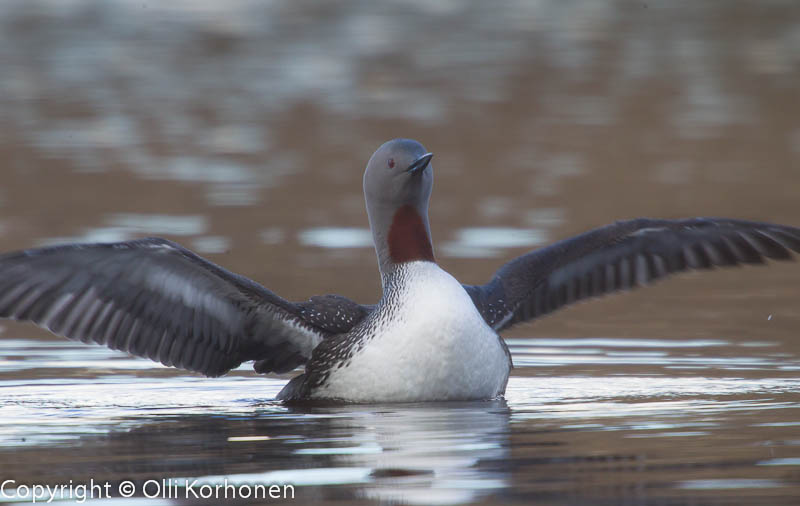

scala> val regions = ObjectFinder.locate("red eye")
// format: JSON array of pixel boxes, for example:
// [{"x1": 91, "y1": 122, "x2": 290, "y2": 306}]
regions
[{"x1": 388, "y1": 158, "x2": 395, "y2": 169}]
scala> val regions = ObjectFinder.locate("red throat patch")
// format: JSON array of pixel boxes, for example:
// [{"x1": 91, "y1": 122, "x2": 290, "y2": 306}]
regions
[{"x1": 387, "y1": 204, "x2": 435, "y2": 264}]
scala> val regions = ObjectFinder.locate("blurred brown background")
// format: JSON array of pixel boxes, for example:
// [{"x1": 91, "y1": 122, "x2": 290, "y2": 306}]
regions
[{"x1": 1, "y1": 0, "x2": 798, "y2": 341}]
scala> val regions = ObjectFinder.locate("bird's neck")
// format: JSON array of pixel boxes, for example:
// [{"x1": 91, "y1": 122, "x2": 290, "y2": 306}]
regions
[
  {"x1": 369, "y1": 203, "x2": 435, "y2": 286},
  {"x1": 387, "y1": 204, "x2": 434, "y2": 264}
]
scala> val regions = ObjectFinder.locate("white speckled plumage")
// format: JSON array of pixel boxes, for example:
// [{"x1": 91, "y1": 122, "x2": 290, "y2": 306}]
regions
[{"x1": 307, "y1": 262, "x2": 511, "y2": 402}]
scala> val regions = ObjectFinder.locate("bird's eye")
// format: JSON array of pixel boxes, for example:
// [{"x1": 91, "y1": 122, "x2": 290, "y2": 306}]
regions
[{"x1": 387, "y1": 158, "x2": 395, "y2": 169}]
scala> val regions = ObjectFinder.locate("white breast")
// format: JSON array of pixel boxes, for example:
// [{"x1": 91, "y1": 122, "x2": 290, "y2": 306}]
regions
[{"x1": 312, "y1": 262, "x2": 511, "y2": 402}]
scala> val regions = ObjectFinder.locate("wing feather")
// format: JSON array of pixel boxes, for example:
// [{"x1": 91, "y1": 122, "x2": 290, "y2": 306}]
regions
[
  {"x1": 464, "y1": 218, "x2": 800, "y2": 331},
  {"x1": 0, "y1": 237, "x2": 371, "y2": 376}
]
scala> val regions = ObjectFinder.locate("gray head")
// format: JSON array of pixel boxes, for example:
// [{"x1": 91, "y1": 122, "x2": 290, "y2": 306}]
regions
[{"x1": 363, "y1": 139, "x2": 435, "y2": 278}]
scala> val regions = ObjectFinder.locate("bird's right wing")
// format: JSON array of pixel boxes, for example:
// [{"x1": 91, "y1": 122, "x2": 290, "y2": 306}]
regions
[
  {"x1": 0, "y1": 238, "x2": 371, "y2": 376},
  {"x1": 464, "y1": 218, "x2": 800, "y2": 331}
]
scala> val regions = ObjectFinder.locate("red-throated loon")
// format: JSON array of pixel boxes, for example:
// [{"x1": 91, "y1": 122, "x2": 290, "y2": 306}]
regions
[{"x1": 1, "y1": 138, "x2": 799, "y2": 402}]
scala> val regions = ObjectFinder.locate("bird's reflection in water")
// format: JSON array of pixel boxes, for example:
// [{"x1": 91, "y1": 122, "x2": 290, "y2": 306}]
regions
[{"x1": 4, "y1": 399, "x2": 511, "y2": 505}]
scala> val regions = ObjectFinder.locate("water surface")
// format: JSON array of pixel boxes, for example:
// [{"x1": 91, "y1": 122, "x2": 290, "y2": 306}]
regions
[{"x1": 2, "y1": 336, "x2": 800, "y2": 504}]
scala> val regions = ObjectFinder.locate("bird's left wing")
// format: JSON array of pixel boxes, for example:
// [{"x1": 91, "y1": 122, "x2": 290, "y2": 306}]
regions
[
  {"x1": 463, "y1": 218, "x2": 800, "y2": 331},
  {"x1": 0, "y1": 238, "x2": 371, "y2": 376}
]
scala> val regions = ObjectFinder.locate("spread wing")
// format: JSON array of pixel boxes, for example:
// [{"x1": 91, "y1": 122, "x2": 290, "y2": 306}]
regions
[
  {"x1": 463, "y1": 218, "x2": 800, "y2": 331},
  {"x1": 0, "y1": 238, "x2": 371, "y2": 376}
]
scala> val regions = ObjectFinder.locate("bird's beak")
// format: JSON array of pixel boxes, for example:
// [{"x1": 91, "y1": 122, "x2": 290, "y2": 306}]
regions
[{"x1": 406, "y1": 153, "x2": 433, "y2": 175}]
